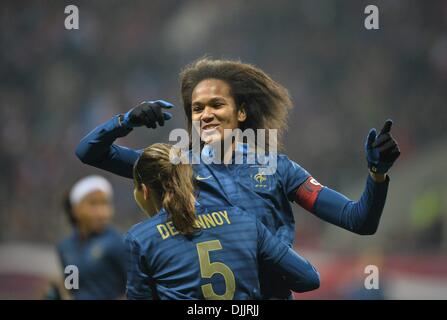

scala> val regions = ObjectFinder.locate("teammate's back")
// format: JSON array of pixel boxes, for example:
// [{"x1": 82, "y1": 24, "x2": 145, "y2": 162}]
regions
[
  {"x1": 125, "y1": 143, "x2": 319, "y2": 299},
  {"x1": 125, "y1": 204, "x2": 319, "y2": 300}
]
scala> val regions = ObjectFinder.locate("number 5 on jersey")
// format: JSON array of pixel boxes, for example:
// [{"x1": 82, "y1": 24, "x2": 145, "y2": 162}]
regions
[{"x1": 196, "y1": 240, "x2": 236, "y2": 300}]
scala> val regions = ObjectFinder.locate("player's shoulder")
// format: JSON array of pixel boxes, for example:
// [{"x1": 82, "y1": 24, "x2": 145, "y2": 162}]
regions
[
  {"x1": 99, "y1": 227, "x2": 126, "y2": 250},
  {"x1": 276, "y1": 153, "x2": 309, "y2": 177},
  {"x1": 230, "y1": 206, "x2": 256, "y2": 220},
  {"x1": 126, "y1": 212, "x2": 168, "y2": 244},
  {"x1": 276, "y1": 152, "x2": 302, "y2": 166},
  {"x1": 218, "y1": 205, "x2": 258, "y2": 227},
  {"x1": 102, "y1": 227, "x2": 123, "y2": 240},
  {"x1": 198, "y1": 206, "x2": 259, "y2": 244},
  {"x1": 254, "y1": 152, "x2": 305, "y2": 170},
  {"x1": 203, "y1": 204, "x2": 245, "y2": 216},
  {"x1": 57, "y1": 231, "x2": 78, "y2": 251}
]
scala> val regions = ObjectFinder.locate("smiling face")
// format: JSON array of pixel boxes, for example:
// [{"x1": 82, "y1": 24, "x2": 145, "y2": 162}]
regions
[{"x1": 191, "y1": 79, "x2": 246, "y2": 144}]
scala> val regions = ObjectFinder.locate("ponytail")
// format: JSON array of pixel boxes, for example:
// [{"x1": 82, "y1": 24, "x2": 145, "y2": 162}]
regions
[{"x1": 134, "y1": 143, "x2": 198, "y2": 236}]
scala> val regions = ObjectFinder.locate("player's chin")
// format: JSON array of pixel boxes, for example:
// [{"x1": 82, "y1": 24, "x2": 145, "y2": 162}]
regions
[
  {"x1": 201, "y1": 132, "x2": 223, "y2": 145},
  {"x1": 92, "y1": 221, "x2": 109, "y2": 233}
]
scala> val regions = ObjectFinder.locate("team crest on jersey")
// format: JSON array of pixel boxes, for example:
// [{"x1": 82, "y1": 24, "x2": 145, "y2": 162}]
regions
[
  {"x1": 90, "y1": 244, "x2": 103, "y2": 260},
  {"x1": 253, "y1": 172, "x2": 267, "y2": 188}
]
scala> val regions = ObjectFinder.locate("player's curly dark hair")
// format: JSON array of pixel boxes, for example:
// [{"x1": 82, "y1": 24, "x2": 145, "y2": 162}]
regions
[{"x1": 180, "y1": 57, "x2": 293, "y2": 150}]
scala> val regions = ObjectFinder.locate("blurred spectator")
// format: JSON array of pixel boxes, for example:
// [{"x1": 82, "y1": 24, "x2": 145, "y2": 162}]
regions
[{"x1": 410, "y1": 188, "x2": 445, "y2": 251}]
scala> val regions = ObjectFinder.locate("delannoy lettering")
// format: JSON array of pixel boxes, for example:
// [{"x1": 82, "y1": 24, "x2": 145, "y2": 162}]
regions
[{"x1": 157, "y1": 210, "x2": 231, "y2": 240}]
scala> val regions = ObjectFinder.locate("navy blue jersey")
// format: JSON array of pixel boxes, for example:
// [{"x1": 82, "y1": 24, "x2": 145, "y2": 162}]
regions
[
  {"x1": 57, "y1": 227, "x2": 127, "y2": 300},
  {"x1": 125, "y1": 205, "x2": 319, "y2": 300},
  {"x1": 192, "y1": 144, "x2": 310, "y2": 245},
  {"x1": 76, "y1": 116, "x2": 309, "y2": 245},
  {"x1": 76, "y1": 115, "x2": 389, "y2": 298}
]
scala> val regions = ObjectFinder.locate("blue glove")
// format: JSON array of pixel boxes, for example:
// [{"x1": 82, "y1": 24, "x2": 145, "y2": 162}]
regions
[
  {"x1": 121, "y1": 100, "x2": 174, "y2": 129},
  {"x1": 365, "y1": 119, "x2": 401, "y2": 174}
]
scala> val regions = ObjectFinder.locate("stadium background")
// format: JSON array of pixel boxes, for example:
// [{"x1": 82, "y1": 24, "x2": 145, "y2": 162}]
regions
[{"x1": 1, "y1": 0, "x2": 446, "y2": 299}]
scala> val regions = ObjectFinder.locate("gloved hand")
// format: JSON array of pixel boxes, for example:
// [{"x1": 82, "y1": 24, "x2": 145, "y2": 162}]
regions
[
  {"x1": 121, "y1": 100, "x2": 174, "y2": 129},
  {"x1": 365, "y1": 119, "x2": 401, "y2": 174}
]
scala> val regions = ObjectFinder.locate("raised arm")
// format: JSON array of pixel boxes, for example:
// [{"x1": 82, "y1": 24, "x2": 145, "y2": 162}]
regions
[
  {"x1": 75, "y1": 100, "x2": 174, "y2": 178},
  {"x1": 289, "y1": 120, "x2": 400, "y2": 235},
  {"x1": 297, "y1": 174, "x2": 389, "y2": 235}
]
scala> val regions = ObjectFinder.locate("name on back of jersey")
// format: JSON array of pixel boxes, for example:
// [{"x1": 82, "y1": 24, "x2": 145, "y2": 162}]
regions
[{"x1": 156, "y1": 210, "x2": 231, "y2": 240}]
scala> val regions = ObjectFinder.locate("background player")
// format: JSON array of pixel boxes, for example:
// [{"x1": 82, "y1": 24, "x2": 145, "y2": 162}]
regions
[
  {"x1": 126, "y1": 143, "x2": 320, "y2": 299},
  {"x1": 57, "y1": 175, "x2": 127, "y2": 299}
]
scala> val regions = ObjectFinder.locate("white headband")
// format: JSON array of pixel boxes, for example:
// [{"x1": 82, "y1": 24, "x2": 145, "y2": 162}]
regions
[{"x1": 69, "y1": 175, "x2": 113, "y2": 206}]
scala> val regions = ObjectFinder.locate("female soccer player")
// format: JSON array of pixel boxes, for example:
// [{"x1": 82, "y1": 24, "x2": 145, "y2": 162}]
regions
[
  {"x1": 57, "y1": 175, "x2": 127, "y2": 299},
  {"x1": 76, "y1": 58, "x2": 400, "y2": 298},
  {"x1": 125, "y1": 143, "x2": 319, "y2": 299}
]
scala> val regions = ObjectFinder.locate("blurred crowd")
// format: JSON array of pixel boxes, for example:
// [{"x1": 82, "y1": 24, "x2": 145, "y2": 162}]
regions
[{"x1": 1, "y1": 0, "x2": 446, "y2": 252}]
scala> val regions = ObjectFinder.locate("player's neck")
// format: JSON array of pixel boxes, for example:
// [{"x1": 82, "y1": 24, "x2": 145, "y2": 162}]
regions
[
  {"x1": 217, "y1": 137, "x2": 237, "y2": 164},
  {"x1": 77, "y1": 225, "x2": 97, "y2": 241}
]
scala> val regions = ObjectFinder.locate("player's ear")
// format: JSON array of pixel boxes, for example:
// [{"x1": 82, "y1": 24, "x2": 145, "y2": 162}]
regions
[
  {"x1": 142, "y1": 183, "x2": 150, "y2": 200},
  {"x1": 238, "y1": 103, "x2": 247, "y2": 123},
  {"x1": 71, "y1": 205, "x2": 80, "y2": 219},
  {"x1": 71, "y1": 202, "x2": 83, "y2": 223}
]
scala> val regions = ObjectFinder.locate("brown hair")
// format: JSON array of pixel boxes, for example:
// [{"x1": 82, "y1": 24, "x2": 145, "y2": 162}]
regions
[
  {"x1": 180, "y1": 57, "x2": 293, "y2": 149},
  {"x1": 133, "y1": 143, "x2": 198, "y2": 236}
]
